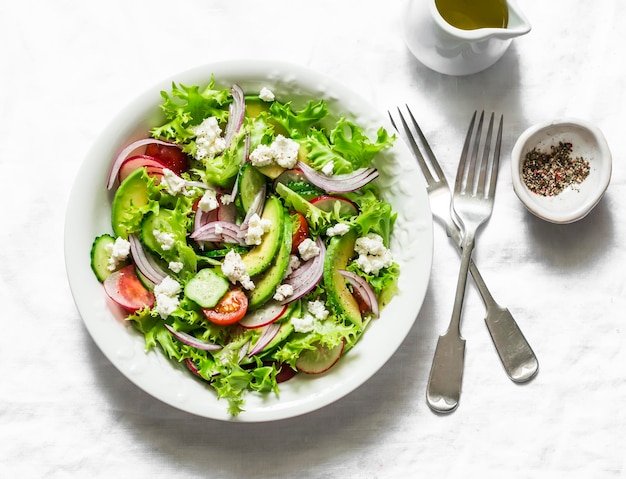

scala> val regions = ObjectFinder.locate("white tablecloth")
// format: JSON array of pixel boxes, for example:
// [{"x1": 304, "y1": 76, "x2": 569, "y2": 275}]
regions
[{"x1": 2, "y1": 1, "x2": 625, "y2": 477}]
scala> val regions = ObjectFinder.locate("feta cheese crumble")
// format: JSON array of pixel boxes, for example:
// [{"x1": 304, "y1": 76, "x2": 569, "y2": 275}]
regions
[
  {"x1": 259, "y1": 87, "x2": 275, "y2": 102},
  {"x1": 285, "y1": 254, "x2": 301, "y2": 277},
  {"x1": 198, "y1": 188, "x2": 219, "y2": 213},
  {"x1": 298, "y1": 238, "x2": 320, "y2": 261},
  {"x1": 191, "y1": 116, "x2": 226, "y2": 160},
  {"x1": 153, "y1": 229, "x2": 175, "y2": 251},
  {"x1": 271, "y1": 135, "x2": 300, "y2": 168},
  {"x1": 273, "y1": 284, "x2": 294, "y2": 302},
  {"x1": 162, "y1": 168, "x2": 189, "y2": 196},
  {"x1": 168, "y1": 261, "x2": 184, "y2": 273},
  {"x1": 105, "y1": 237, "x2": 130, "y2": 271},
  {"x1": 222, "y1": 250, "x2": 255, "y2": 290},
  {"x1": 291, "y1": 314, "x2": 316, "y2": 333},
  {"x1": 307, "y1": 299, "x2": 329, "y2": 320},
  {"x1": 249, "y1": 134, "x2": 300, "y2": 169},
  {"x1": 326, "y1": 223, "x2": 350, "y2": 237},
  {"x1": 321, "y1": 161, "x2": 334, "y2": 176},
  {"x1": 154, "y1": 276, "x2": 182, "y2": 319},
  {"x1": 249, "y1": 144, "x2": 274, "y2": 167},
  {"x1": 290, "y1": 300, "x2": 329, "y2": 333},
  {"x1": 354, "y1": 233, "x2": 393, "y2": 275},
  {"x1": 244, "y1": 213, "x2": 272, "y2": 246}
]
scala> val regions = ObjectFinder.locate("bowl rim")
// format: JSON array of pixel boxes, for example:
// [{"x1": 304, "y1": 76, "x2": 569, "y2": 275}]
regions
[
  {"x1": 63, "y1": 59, "x2": 435, "y2": 421},
  {"x1": 510, "y1": 117, "x2": 612, "y2": 224}
]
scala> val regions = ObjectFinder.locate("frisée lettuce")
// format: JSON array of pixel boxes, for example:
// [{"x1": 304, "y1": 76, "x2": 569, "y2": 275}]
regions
[{"x1": 91, "y1": 79, "x2": 401, "y2": 416}]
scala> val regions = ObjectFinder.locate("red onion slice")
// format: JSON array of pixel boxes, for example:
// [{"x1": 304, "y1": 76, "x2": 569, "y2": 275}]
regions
[
  {"x1": 193, "y1": 207, "x2": 219, "y2": 233},
  {"x1": 224, "y1": 84, "x2": 246, "y2": 148},
  {"x1": 190, "y1": 221, "x2": 246, "y2": 244},
  {"x1": 248, "y1": 322, "x2": 281, "y2": 357},
  {"x1": 107, "y1": 138, "x2": 179, "y2": 190},
  {"x1": 128, "y1": 234, "x2": 168, "y2": 285},
  {"x1": 227, "y1": 133, "x2": 251, "y2": 203},
  {"x1": 296, "y1": 161, "x2": 379, "y2": 193},
  {"x1": 164, "y1": 324, "x2": 222, "y2": 351},
  {"x1": 280, "y1": 237, "x2": 326, "y2": 303},
  {"x1": 339, "y1": 269, "x2": 379, "y2": 318}
]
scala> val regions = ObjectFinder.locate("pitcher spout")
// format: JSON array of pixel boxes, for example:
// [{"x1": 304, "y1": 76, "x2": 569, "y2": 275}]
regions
[{"x1": 497, "y1": 0, "x2": 531, "y2": 39}]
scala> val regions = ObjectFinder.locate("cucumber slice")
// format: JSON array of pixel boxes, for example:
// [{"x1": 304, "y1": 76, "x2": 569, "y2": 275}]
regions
[
  {"x1": 90, "y1": 234, "x2": 116, "y2": 282},
  {"x1": 238, "y1": 163, "x2": 267, "y2": 213},
  {"x1": 184, "y1": 268, "x2": 230, "y2": 308}
]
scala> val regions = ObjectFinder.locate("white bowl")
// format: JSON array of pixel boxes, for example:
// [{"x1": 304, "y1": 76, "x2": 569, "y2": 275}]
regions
[
  {"x1": 511, "y1": 118, "x2": 612, "y2": 224},
  {"x1": 64, "y1": 60, "x2": 434, "y2": 422}
]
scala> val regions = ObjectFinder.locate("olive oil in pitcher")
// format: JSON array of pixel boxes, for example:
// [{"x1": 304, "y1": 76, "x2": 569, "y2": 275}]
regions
[{"x1": 435, "y1": 0, "x2": 509, "y2": 30}]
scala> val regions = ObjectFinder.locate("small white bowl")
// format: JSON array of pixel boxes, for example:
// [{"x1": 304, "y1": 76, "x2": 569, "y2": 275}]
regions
[{"x1": 511, "y1": 118, "x2": 612, "y2": 224}]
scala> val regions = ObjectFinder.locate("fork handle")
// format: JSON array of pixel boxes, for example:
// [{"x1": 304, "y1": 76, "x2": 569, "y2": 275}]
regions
[
  {"x1": 444, "y1": 220, "x2": 538, "y2": 382},
  {"x1": 426, "y1": 234, "x2": 474, "y2": 413}
]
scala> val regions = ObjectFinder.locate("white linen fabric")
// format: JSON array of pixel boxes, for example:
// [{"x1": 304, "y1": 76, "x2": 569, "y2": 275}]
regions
[{"x1": 2, "y1": 0, "x2": 625, "y2": 477}]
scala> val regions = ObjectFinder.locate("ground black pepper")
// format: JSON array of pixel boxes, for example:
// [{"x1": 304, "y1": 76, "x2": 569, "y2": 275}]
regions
[{"x1": 521, "y1": 141, "x2": 590, "y2": 196}]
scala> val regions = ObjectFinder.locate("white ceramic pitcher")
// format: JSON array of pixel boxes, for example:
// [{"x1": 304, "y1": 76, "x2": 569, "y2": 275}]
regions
[{"x1": 403, "y1": 0, "x2": 531, "y2": 76}]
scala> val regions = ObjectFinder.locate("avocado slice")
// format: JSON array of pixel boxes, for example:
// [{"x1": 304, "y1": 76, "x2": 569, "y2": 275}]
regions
[
  {"x1": 242, "y1": 196, "x2": 284, "y2": 277},
  {"x1": 323, "y1": 229, "x2": 362, "y2": 327},
  {"x1": 111, "y1": 167, "x2": 150, "y2": 238},
  {"x1": 247, "y1": 214, "x2": 292, "y2": 310}
]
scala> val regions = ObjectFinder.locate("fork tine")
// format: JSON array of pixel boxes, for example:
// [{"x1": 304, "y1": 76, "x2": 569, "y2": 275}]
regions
[
  {"x1": 404, "y1": 105, "x2": 447, "y2": 183},
  {"x1": 476, "y1": 112, "x2": 495, "y2": 198},
  {"x1": 454, "y1": 110, "x2": 478, "y2": 194},
  {"x1": 487, "y1": 114, "x2": 504, "y2": 199},
  {"x1": 388, "y1": 107, "x2": 436, "y2": 185}
]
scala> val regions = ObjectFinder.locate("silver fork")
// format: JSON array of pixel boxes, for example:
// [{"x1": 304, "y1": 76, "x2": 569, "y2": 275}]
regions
[
  {"x1": 390, "y1": 106, "x2": 538, "y2": 388},
  {"x1": 428, "y1": 111, "x2": 501, "y2": 412}
]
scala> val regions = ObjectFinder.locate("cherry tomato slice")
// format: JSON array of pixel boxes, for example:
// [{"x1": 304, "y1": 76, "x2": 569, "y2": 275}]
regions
[
  {"x1": 104, "y1": 264, "x2": 155, "y2": 312},
  {"x1": 291, "y1": 212, "x2": 310, "y2": 254},
  {"x1": 145, "y1": 143, "x2": 189, "y2": 175},
  {"x1": 202, "y1": 288, "x2": 249, "y2": 325}
]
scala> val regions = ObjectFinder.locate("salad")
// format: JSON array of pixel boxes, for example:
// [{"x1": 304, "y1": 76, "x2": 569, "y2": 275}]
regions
[{"x1": 90, "y1": 77, "x2": 400, "y2": 415}]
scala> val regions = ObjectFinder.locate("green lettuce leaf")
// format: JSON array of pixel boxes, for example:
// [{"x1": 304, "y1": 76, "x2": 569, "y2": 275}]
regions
[
  {"x1": 151, "y1": 78, "x2": 230, "y2": 146},
  {"x1": 268, "y1": 100, "x2": 328, "y2": 139},
  {"x1": 305, "y1": 119, "x2": 395, "y2": 174}
]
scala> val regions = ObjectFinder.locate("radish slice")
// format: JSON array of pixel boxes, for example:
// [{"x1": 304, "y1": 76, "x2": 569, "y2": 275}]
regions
[
  {"x1": 185, "y1": 358, "x2": 203, "y2": 378},
  {"x1": 128, "y1": 234, "x2": 168, "y2": 285},
  {"x1": 310, "y1": 195, "x2": 359, "y2": 216},
  {"x1": 248, "y1": 322, "x2": 281, "y2": 356},
  {"x1": 339, "y1": 269, "x2": 379, "y2": 318},
  {"x1": 273, "y1": 168, "x2": 308, "y2": 190},
  {"x1": 296, "y1": 161, "x2": 379, "y2": 193},
  {"x1": 164, "y1": 324, "x2": 222, "y2": 351},
  {"x1": 239, "y1": 301, "x2": 287, "y2": 329},
  {"x1": 295, "y1": 339, "x2": 345, "y2": 374},
  {"x1": 118, "y1": 155, "x2": 166, "y2": 183},
  {"x1": 103, "y1": 264, "x2": 155, "y2": 312},
  {"x1": 107, "y1": 138, "x2": 179, "y2": 189}
]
